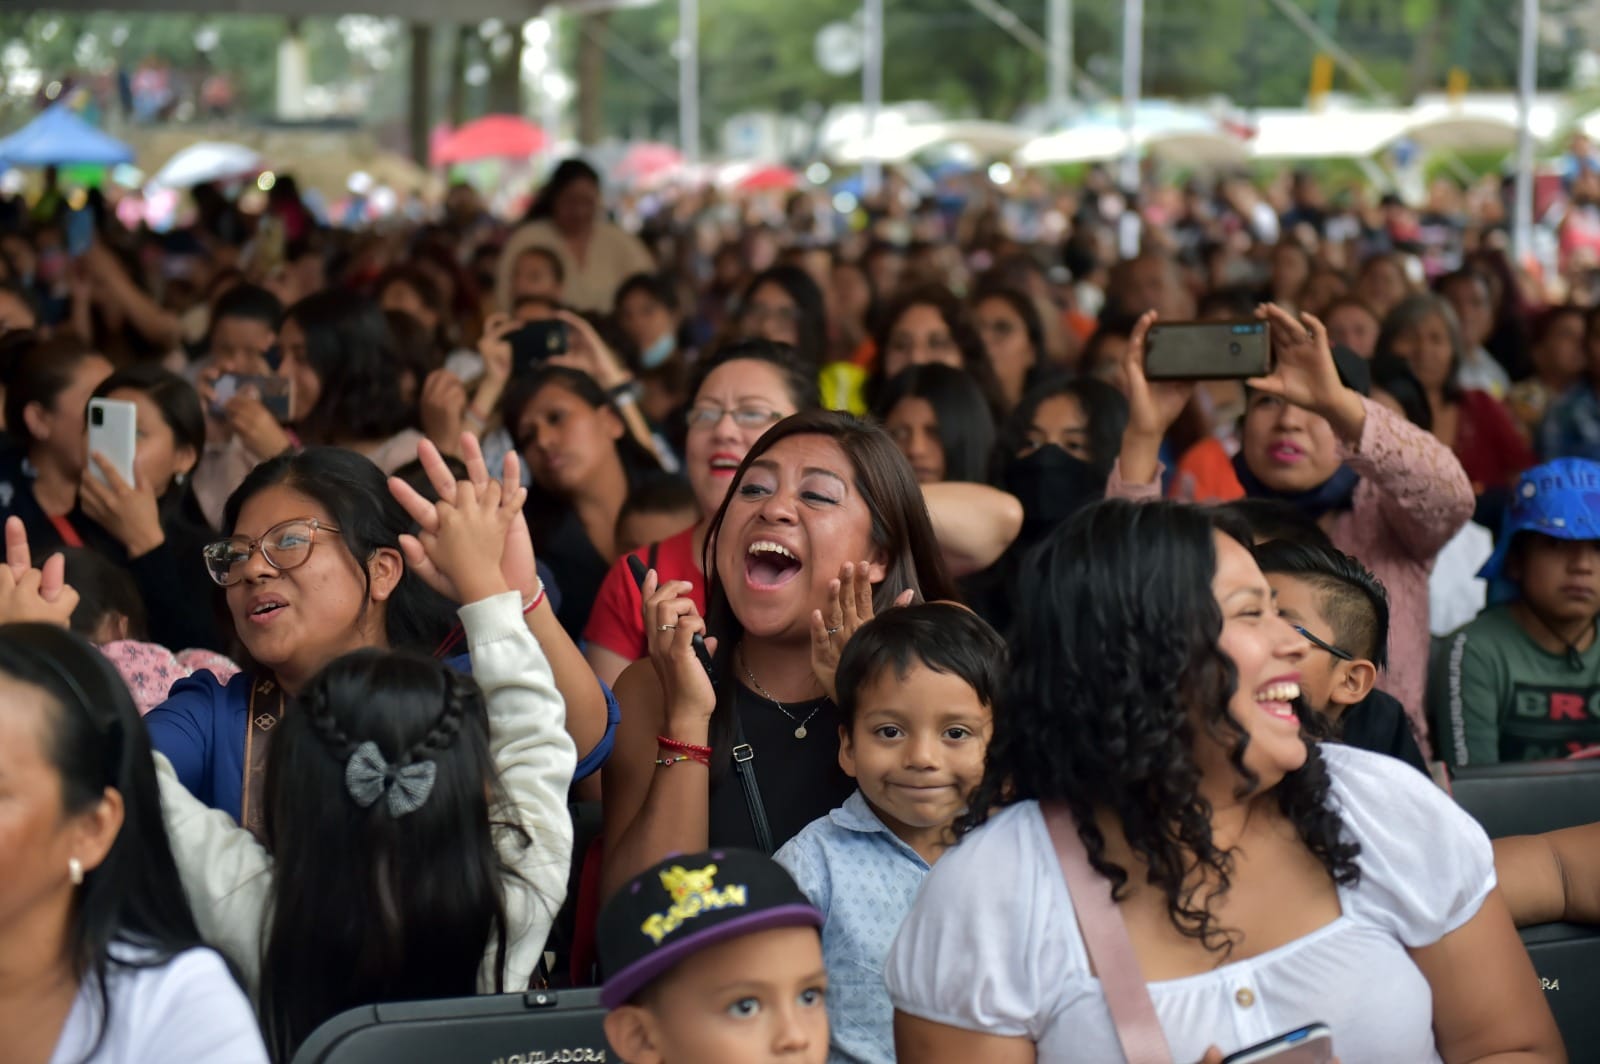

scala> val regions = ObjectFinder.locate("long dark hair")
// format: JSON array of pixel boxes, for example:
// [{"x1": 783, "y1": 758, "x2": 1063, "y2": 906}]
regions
[
  {"x1": 993, "y1": 373, "x2": 1128, "y2": 481},
  {"x1": 91, "y1": 364, "x2": 205, "y2": 522},
  {"x1": 221, "y1": 448, "x2": 456, "y2": 666},
  {"x1": 700, "y1": 411, "x2": 958, "y2": 766},
  {"x1": 871, "y1": 364, "x2": 996, "y2": 483},
  {"x1": 281, "y1": 292, "x2": 413, "y2": 446},
  {"x1": 871, "y1": 283, "x2": 1005, "y2": 416},
  {"x1": 737, "y1": 265, "x2": 828, "y2": 371},
  {"x1": 258, "y1": 650, "x2": 538, "y2": 1062},
  {"x1": 503, "y1": 366, "x2": 663, "y2": 548},
  {"x1": 4, "y1": 334, "x2": 101, "y2": 455},
  {"x1": 524, "y1": 158, "x2": 601, "y2": 223},
  {"x1": 0, "y1": 624, "x2": 206, "y2": 1062},
  {"x1": 960, "y1": 499, "x2": 1360, "y2": 954}
]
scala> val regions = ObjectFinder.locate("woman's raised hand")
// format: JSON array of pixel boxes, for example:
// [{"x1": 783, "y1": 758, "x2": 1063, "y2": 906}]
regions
[
  {"x1": 389, "y1": 433, "x2": 534, "y2": 604},
  {"x1": 548, "y1": 310, "x2": 632, "y2": 391},
  {"x1": 640, "y1": 568, "x2": 717, "y2": 733},
  {"x1": 1117, "y1": 309, "x2": 1196, "y2": 485},
  {"x1": 0, "y1": 517, "x2": 77, "y2": 627},
  {"x1": 78, "y1": 454, "x2": 165, "y2": 558},
  {"x1": 1250, "y1": 304, "x2": 1367, "y2": 441},
  {"x1": 811, "y1": 561, "x2": 914, "y2": 703}
]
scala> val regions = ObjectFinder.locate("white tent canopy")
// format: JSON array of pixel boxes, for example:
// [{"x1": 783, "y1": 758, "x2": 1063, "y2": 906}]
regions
[
  {"x1": 1248, "y1": 108, "x2": 1410, "y2": 161},
  {"x1": 831, "y1": 119, "x2": 1032, "y2": 165},
  {"x1": 1016, "y1": 125, "x2": 1248, "y2": 167}
]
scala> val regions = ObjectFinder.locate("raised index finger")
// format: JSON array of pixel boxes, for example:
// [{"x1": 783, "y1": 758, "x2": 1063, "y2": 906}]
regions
[
  {"x1": 5, "y1": 515, "x2": 29, "y2": 576},
  {"x1": 415, "y1": 437, "x2": 459, "y2": 505}
]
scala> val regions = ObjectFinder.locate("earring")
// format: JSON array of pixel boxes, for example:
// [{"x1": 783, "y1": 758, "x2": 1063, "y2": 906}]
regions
[
  {"x1": 174, "y1": 471, "x2": 188, "y2": 487},
  {"x1": 68, "y1": 857, "x2": 83, "y2": 885}
]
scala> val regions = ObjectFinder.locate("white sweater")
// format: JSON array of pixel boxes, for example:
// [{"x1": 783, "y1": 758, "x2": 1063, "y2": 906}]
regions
[{"x1": 153, "y1": 591, "x2": 578, "y2": 997}]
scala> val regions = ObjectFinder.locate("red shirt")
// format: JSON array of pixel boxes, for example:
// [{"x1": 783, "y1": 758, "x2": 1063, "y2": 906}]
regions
[
  {"x1": 1454, "y1": 389, "x2": 1535, "y2": 494},
  {"x1": 582, "y1": 526, "x2": 706, "y2": 662}
]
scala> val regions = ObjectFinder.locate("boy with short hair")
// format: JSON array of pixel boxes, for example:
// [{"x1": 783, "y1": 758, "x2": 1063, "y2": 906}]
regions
[
  {"x1": 775, "y1": 603, "x2": 1005, "y2": 1064},
  {"x1": 509, "y1": 246, "x2": 565, "y2": 307},
  {"x1": 1431, "y1": 458, "x2": 1600, "y2": 765},
  {"x1": 599, "y1": 848, "x2": 828, "y2": 1064},
  {"x1": 1252, "y1": 539, "x2": 1428, "y2": 774}
]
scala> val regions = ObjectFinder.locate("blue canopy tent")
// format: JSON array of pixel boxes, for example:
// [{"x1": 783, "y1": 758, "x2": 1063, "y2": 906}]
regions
[{"x1": 0, "y1": 105, "x2": 134, "y2": 169}]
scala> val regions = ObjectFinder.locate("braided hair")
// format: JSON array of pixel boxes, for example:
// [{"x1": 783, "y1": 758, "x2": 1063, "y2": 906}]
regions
[{"x1": 258, "y1": 649, "x2": 535, "y2": 1062}]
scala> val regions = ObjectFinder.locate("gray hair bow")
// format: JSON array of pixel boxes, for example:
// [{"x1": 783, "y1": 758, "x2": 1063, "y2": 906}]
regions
[{"x1": 344, "y1": 741, "x2": 438, "y2": 818}]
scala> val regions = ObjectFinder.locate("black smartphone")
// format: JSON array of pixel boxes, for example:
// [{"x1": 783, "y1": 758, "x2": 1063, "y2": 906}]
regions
[
  {"x1": 509, "y1": 321, "x2": 569, "y2": 378},
  {"x1": 628, "y1": 554, "x2": 716, "y2": 683},
  {"x1": 1144, "y1": 320, "x2": 1272, "y2": 381}
]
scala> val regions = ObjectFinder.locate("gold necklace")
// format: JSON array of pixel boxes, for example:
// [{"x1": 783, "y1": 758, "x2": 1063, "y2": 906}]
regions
[{"x1": 739, "y1": 645, "x2": 825, "y2": 739}]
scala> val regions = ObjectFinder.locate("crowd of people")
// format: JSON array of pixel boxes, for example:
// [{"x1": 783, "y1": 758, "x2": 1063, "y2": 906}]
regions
[{"x1": 1, "y1": 148, "x2": 1598, "y2": 1063}]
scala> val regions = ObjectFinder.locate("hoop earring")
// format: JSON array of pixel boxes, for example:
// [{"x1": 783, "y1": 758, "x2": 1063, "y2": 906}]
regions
[{"x1": 69, "y1": 857, "x2": 83, "y2": 886}]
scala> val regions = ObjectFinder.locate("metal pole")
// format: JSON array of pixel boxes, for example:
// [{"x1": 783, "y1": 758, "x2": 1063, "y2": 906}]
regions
[
  {"x1": 1513, "y1": 0, "x2": 1538, "y2": 265},
  {"x1": 863, "y1": 0, "x2": 884, "y2": 198},
  {"x1": 678, "y1": 0, "x2": 699, "y2": 164},
  {"x1": 1047, "y1": 0, "x2": 1071, "y2": 124},
  {"x1": 1118, "y1": 0, "x2": 1142, "y2": 256},
  {"x1": 541, "y1": 15, "x2": 560, "y2": 164}
]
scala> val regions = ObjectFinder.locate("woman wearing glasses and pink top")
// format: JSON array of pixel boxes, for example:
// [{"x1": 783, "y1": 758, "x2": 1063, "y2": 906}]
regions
[{"x1": 145, "y1": 441, "x2": 613, "y2": 832}]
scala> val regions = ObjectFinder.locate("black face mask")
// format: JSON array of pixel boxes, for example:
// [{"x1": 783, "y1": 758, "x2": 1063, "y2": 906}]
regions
[{"x1": 1002, "y1": 445, "x2": 1107, "y2": 545}]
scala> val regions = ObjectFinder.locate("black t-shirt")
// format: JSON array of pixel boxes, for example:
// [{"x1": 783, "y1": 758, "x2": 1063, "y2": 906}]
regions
[{"x1": 1338, "y1": 688, "x2": 1429, "y2": 776}]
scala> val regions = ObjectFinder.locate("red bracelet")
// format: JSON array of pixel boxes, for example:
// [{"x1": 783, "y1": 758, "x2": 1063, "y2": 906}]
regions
[
  {"x1": 658, "y1": 735, "x2": 712, "y2": 759},
  {"x1": 522, "y1": 579, "x2": 547, "y2": 615}
]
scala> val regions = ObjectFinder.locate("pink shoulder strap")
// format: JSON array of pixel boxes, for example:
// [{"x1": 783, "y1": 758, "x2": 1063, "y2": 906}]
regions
[{"x1": 1041, "y1": 801, "x2": 1174, "y2": 1064}]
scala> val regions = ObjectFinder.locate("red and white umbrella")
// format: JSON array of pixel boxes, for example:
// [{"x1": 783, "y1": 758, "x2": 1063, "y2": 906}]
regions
[
  {"x1": 614, "y1": 142, "x2": 684, "y2": 186},
  {"x1": 733, "y1": 164, "x2": 799, "y2": 193},
  {"x1": 432, "y1": 115, "x2": 548, "y2": 166}
]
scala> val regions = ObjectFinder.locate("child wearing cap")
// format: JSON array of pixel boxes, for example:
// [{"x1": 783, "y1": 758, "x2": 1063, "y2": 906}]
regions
[
  {"x1": 774, "y1": 603, "x2": 1005, "y2": 1064},
  {"x1": 1431, "y1": 457, "x2": 1600, "y2": 765},
  {"x1": 599, "y1": 848, "x2": 829, "y2": 1064}
]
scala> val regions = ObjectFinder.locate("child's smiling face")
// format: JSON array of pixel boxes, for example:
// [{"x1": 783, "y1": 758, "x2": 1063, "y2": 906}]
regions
[{"x1": 839, "y1": 661, "x2": 992, "y2": 862}]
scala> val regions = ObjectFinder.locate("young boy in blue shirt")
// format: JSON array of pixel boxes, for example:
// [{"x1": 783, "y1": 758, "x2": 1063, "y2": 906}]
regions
[{"x1": 775, "y1": 602, "x2": 1006, "y2": 1064}]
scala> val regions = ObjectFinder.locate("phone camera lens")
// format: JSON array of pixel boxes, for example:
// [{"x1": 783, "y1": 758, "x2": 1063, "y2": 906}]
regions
[
  {"x1": 1229, "y1": 342, "x2": 1242, "y2": 356},
  {"x1": 90, "y1": 407, "x2": 104, "y2": 426}
]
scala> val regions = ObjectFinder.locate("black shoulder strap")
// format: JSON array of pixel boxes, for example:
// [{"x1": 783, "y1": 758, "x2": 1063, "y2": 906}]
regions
[{"x1": 731, "y1": 710, "x2": 774, "y2": 855}]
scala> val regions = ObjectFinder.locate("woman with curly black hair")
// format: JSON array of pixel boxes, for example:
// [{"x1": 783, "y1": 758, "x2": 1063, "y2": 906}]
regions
[{"x1": 886, "y1": 498, "x2": 1561, "y2": 1063}]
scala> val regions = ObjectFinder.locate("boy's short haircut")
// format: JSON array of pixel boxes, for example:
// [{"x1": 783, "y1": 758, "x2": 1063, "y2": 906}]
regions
[
  {"x1": 834, "y1": 603, "x2": 1007, "y2": 728},
  {"x1": 1252, "y1": 540, "x2": 1390, "y2": 670},
  {"x1": 618, "y1": 474, "x2": 697, "y2": 530},
  {"x1": 210, "y1": 283, "x2": 283, "y2": 329},
  {"x1": 516, "y1": 246, "x2": 565, "y2": 286}
]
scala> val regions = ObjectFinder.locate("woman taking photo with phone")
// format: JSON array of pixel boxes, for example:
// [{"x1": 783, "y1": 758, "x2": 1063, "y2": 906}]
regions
[
  {"x1": 1109, "y1": 305, "x2": 1474, "y2": 749},
  {"x1": 0, "y1": 602, "x2": 266, "y2": 1063},
  {"x1": 887, "y1": 499, "x2": 1562, "y2": 1063},
  {"x1": 602, "y1": 410, "x2": 959, "y2": 894}
]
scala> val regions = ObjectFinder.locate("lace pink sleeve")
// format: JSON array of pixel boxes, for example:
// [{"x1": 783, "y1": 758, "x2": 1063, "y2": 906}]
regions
[
  {"x1": 1342, "y1": 396, "x2": 1474, "y2": 561},
  {"x1": 1106, "y1": 459, "x2": 1164, "y2": 503}
]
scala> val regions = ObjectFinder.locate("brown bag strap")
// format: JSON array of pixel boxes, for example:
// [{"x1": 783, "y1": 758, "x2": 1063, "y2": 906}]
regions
[
  {"x1": 1041, "y1": 801, "x2": 1173, "y2": 1064},
  {"x1": 240, "y1": 677, "x2": 284, "y2": 843}
]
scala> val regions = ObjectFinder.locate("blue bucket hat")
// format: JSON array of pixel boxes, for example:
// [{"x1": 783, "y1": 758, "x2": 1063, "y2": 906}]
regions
[{"x1": 1478, "y1": 459, "x2": 1600, "y2": 596}]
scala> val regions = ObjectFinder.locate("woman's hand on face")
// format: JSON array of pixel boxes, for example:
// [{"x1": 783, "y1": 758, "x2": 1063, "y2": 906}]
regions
[
  {"x1": 390, "y1": 434, "x2": 540, "y2": 603},
  {"x1": 1250, "y1": 304, "x2": 1365, "y2": 440},
  {"x1": 78, "y1": 455, "x2": 166, "y2": 558},
  {"x1": 548, "y1": 310, "x2": 632, "y2": 390},
  {"x1": 811, "y1": 561, "x2": 914, "y2": 703},
  {"x1": 0, "y1": 517, "x2": 77, "y2": 627},
  {"x1": 1122, "y1": 309, "x2": 1196, "y2": 441},
  {"x1": 641, "y1": 568, "x2": 718, "y2": 730},
  {"x1": 422, "y1": 474, "x2": 523, "y2": 605},
  {"x1": 223, "y1": 393, "x2": 292, "y2": 460},
  {"x1": 419, "y1": 370, "x2": 469, "y2": 456}
]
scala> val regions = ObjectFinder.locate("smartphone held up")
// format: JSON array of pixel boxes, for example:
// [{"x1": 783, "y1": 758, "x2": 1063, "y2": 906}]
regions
[
  {"x1": 1144, "y1": 320, "x2": 1272, "y2": 381},
  {"x1": 509, "y1": 321, "x2": 569, "y2": 378},
  {"x1": 87, "y1": 398, "x2": 138, "y2": 487}
]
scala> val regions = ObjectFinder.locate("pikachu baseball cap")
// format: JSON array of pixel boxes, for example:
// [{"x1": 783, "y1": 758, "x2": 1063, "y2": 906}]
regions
[{"x1": 598, "y1": 848, "x2": 822, "y2": 1008}]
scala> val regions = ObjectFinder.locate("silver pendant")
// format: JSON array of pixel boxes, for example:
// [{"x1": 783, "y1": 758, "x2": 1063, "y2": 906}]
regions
[{"x1": 794, "y1": 725, "x2": 807, "y2": 739}]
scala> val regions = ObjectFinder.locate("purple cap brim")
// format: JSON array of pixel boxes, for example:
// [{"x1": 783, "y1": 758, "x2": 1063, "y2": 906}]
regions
[{"x1": 600, "y1": 903, "x2": 822, "y2": 1009}]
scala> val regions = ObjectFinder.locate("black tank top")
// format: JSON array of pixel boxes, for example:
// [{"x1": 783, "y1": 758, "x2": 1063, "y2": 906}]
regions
[{"x1": 707, "y1": 683, "x2": 856, "y2": 852}]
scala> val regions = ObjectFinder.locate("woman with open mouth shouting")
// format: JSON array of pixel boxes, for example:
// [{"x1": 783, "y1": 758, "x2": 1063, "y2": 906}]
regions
[{"x1": 601, "y1": 409, "x2": 960, "y2": 895}]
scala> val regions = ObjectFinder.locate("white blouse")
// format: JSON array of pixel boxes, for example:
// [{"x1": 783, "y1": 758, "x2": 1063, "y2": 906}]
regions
[{"x1": 885, "y1": 745, "x2": 1494, "y2": 1063}]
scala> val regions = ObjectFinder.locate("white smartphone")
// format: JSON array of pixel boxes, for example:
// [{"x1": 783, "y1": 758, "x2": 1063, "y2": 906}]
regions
[
  {"x1": 1221, "y1": 1023, "x2": 1334, "y2": 1064},
  {"x1": 87, "y1": 397, "x2": 138, "y2": 487}
]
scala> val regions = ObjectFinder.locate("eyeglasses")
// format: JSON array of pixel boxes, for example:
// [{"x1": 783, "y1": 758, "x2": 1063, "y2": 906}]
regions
[
  {"x1": 1292, "y1": 624, "x2": 1354, "y2": 662},
  {"x1": 685, "y1": 405, "x2": 785, "y2": 430},
  {"x1": 203, "y1": 518, "x2": 342, "y2": 587}
]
